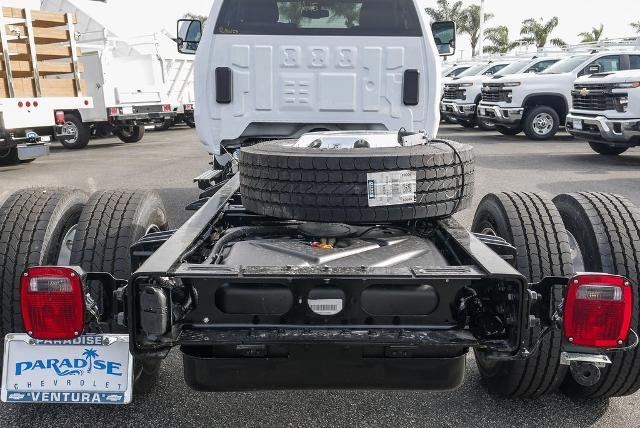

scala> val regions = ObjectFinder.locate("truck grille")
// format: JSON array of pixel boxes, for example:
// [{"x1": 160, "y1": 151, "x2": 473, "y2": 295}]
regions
[
  {"x1": 443, "y1": 85, "x2": 465, "y2": 101},
  {"x1": 572, "y1": 83, "x2": 618, "y2": 111},
  {"x1": 481, "y1": 84, "x2": 510, "y2": 103}
]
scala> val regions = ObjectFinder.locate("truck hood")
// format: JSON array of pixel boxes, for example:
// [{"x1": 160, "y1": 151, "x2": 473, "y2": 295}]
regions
[
  {"x1": 451, "y1": 75, "x2": 488, "y2": 85},
  {"x1": 575, "y1": 70, "x2": 640, "y2": 85},
  {"x1": 490, "y1": 72, "x2": 573, "y2": 85}
]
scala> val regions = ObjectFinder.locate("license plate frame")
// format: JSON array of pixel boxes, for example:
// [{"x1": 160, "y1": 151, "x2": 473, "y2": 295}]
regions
[{"x1": 1, "y1": 334, "x2": 133, "y2": 405}]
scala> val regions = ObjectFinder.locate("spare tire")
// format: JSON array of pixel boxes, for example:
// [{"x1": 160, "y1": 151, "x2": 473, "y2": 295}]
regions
[{"x1": 239, "y1": 137, "x2": 474, "y2": 223}]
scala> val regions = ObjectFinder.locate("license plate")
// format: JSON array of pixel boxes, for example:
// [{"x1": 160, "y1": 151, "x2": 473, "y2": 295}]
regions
[
  {"x1": 1, "y1": 334, "x2": 132, "y2": 405},
  {"x1": 573, "y1": 120, "x2": 583, "y2": 131},
  {"x1": 122, "y1": 106, "x2": 134, "y2": 115}
]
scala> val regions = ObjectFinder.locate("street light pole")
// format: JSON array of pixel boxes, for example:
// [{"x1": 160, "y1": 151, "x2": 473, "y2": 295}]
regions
[{"x1": 478, "y1": 0, "x2": 485, "y2": 56}]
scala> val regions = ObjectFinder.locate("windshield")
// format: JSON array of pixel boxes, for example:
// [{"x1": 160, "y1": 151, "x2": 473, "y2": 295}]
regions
[
  {"x1": 495, "y1": 60, "x2": 531, "y2": 76},
  {"x1": 446, "y1": 66, "x2": 471, "y2": 77},
  {"x1": 457, "y1": 64, "x2": 487, "y2": 77},
  {"x1": 542, "y1": 55, "x2": 590, "y2": 74}
]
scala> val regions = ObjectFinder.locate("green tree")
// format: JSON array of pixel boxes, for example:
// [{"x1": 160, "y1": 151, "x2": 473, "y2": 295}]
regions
[
  {"x1": 579, "y1": 24, "x2": 604, "y2": 43},
  {"x1": 519, "y1": 17, "x2": 566, "y2": 48},
  {"x1": 459, "y1": 5, "x2": 494, "y2": 56},
  {"x1": 484, "y1": 26, "x2": 521, "y2": 54},
  {"x1": 183, "y1": 13, "x2": 208, "y2": 25},
  {"x1": 425, "y1": 0, "x2": 466, "y2": 26},
  {"x1": 631, "y1": 21, "x2": 640, "y2": 34}
]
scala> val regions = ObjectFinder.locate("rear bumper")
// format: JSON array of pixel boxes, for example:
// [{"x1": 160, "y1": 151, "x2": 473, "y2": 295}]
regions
[
  {"x1": 440, "y1": 101, "x2": 476, "y2": 118},
  {"x1": 17, "y1": 143, "x2": 49, "y2": 161},
  {"x1": 566, "y1": 113, "x2": 640, "y2": 144},
  {"x1": 477, "y1": 103, "x2": 524, "y2": 124},
  {"x1": 182, "y1": 342, "x2": 466, "y2": 391}
]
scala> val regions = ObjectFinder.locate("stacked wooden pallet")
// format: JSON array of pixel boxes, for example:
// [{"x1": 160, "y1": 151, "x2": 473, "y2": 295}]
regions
[{"x1": 0, "y1": 7, "x2": 86, "y2": 98}]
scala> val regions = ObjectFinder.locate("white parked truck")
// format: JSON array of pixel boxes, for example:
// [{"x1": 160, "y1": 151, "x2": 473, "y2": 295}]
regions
[
  {"x1": 41, "y1": 0, "x2": 177, "y2": 149},
  {"x1": 179, "y1": 0, "x2": 452, "y2": 164},
  {"x1": 0, "y1": 6, "x2": 92, "y2": 165},
  {"x1": 566, "y1": 69, "x2": 640, "y2": 155},
  {"x1": 442, "y1": 57, "x2": 561, "y2": 130},
  {"x1": 478, "y1": 51, "x2": 640, "y2": 139}
]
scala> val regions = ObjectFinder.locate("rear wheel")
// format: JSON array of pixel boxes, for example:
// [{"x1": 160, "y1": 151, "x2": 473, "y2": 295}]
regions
[
  {"x1": 496, "y1": 124, "x2": 523, "y2": 136},
  {"x1": 115, "y1": 125, "x2": 145, "y2": 143},
  {"x1": 523, "y1": 106, "x2": 560, "y2": 140},
  {"x1": 588, "y1": 142, "x2": 628, "y2": 156},
  {"x1": 184, "y1": 117, "x2": 196, "y2": 128},
  {"x1": 0, "y1": 148, "x2": 18, "y2": 166},
  {"x1": 70, "y1": 190, "x2": 168, "y2": 393},
  {"x1": 472, "y1": 192, "x2": 572, "y2": 398},
  {"x1": 553, "y1": 192, "x2": 640, "y2": 398},
  {"x1": 59, "y1": 113, "x2": 90, "y2": 150},
  {"x1": 0, "y1": 189, "x2": 88, "y2": 371},
  {"x1": 154, "y1": 119, "x2": 173, "y2": 132}
]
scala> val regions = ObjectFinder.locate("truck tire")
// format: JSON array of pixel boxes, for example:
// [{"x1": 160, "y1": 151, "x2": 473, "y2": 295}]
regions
[
  {"x1": 239, "y1": 139, "x2": 475, "y2": 223},
  {"x1": 0, "y1": 148, "x2": 19, "y2": 166},
  {"x1": 69, "y1": 190, "x2": 168, "y2": 393},
  {"x1": 588, "y1": 142, "x2": 628, "y2": 156},
  {"x1": 496, "y1": 124, "x2": 523, "y2": 136},
  {"x1": 523, "y1": 106, "x2": 560, "y2": 140},
  {"x1": 441, "y1": 114, "x2": 458, "y2": 124},
  {"x1": 115, "y1": 125, "x2": 145, "y2": 144},
  {"x1": 59, "y1": 113, "x2": 90, "y2": 150},
  {"x1": 472, "y1": 192, "x2": 572, "y2": 398},
  {"x1": 184, "y1": 117, "x2": 196, "y2": 128},
  {"x1": 0, "y1": 189, "x2": 88, "y2": 370},
  {"x1": 553, "y1": 192, "x2": 640, "y2": 398}
]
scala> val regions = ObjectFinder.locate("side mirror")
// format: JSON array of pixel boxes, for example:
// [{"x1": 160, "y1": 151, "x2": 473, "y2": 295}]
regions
[
  {"x1": 432, "y1": 21, "x2": 456, "y2": 57},
  {"x1": 587, "y1": 64, "x2": 602, "y2": 74},
  {"x1": 177, "y1": 19, "x2": 202, "y2": 55}
]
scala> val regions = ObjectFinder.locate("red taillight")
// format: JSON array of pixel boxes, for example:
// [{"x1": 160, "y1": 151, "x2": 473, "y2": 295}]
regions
[
  {"x1": 21, "y1": 267, "x2": 85, "y2": 340},
  {"x1": 162, "y1": 104, "x2": 171, "y2": 112},
  {"x1": 108, "y1": 107, "x2": 120, "y2": 117},
  {"x1": 33, "y1": 100, "x2": 38, "y2": 107},
  {"x1": 564, "y1": 274, "x2": 632, "y2": 348},
  {"x1": 84, "y1": 99, "x2": 89, "y2": 106},
  {"x1": 54, "y1": 110, "x2": 65, "y2": 124},
  {"x1": 26, "y1": 101, "x2": 31, "y2": 108},
  {"x1": 183, "y1": 103, "x2": 193, "y2": 111},
  {"x1": 18, "y1": 101, "x2": 23, "y2": 108}
]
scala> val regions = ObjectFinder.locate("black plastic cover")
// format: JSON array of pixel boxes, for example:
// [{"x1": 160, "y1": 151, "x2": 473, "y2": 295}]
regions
[
  {"x1": 216, "y1": 284, "x2": 293, "y2": 314},
  {"x1": 403, "y1": 69, "x2": 420, "y2": 106},
  {"x1": 215, "y1": 67, "x2": 232, "y2": 104},
  {"x1": 361, "y1": 284, "x2": 438, "y2": 316}
]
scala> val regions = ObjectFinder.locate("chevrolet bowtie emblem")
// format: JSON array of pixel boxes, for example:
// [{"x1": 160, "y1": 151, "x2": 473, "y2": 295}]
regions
[{"x1": 580, "y1": 88, "x2": 590, "y2": 97}]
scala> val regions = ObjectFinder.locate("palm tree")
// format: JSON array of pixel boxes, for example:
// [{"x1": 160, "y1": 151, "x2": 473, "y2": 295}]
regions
[
  {"x1": 579, "y1": 25, "x2": 604, "y2": 43},
  {"x1": 82, "y1": 348, "x2": 99, "y2": 373},
  {"x1": 519, "y1": 17, "x2": 566, "y2": 48},
  {"x1": 631, "y1": 21, "x2": 640, "y2": 34},
  {"x1": 459, "y1": 5, "x2": 494, "y2": 56},
  {"x1": 425, "y1": 0, "x2": 466, "y2": 26},
  {"x1": 484, "y1": 26, "x2": 521, "y2": 54}
]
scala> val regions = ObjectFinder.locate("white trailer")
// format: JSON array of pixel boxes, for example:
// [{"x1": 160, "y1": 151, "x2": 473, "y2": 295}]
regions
[
  {"x1": 0, "y1": 6, "x2": 92, "y2": 165},
  {"x1": 41, "y1": 0, "x2": 177, "y2": 148}
]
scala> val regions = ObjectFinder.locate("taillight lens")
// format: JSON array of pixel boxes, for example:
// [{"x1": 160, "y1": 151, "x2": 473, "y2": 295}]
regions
[
  {"x1": 54, "y1": 110, "x2": 65, "y2": 124},
  {"x1": 108, "y1": 107, "x2": 120, "y2": 117},
  {"x1": 21, "y1": 267, "x2": 85, "y2": 340},
  {"x1": 564, "y1": 274, "x2": 633, "y2": 348},
  {"x1": 162, "y1": 104, "x2": 171, "y2": 112},
  {"x1": 183, "y1": 103, "x2": 193, "y2": 111}
]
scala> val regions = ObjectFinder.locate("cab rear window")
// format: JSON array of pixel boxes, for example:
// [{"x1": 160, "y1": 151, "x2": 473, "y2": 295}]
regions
[{"x1": 214, "y1": 0, "x2": 422, "y2": 36}]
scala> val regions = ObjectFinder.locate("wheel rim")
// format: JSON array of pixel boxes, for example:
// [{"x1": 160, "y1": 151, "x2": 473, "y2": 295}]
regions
[
  {"x1": 566, "y1": 231, "x2": 585, "y2": 272},
  {"x1": 532, "y1": 113, "x2": 554, "y2": 136},
  {"x1": 120, "y1": 127, "x2": 135, "y2": 138},
  {"x1": 63, "y1": 121, "x2": 79, "y2": 144},
  {"x1": 145, "y1": 224, "x2": 161, "y2": 235},
  {"x1": 56, "y1": 224, "x2": 78, "y2": 265},
  {"x1": 0, "y1": 148, "x2": 11, "y2": 159}
]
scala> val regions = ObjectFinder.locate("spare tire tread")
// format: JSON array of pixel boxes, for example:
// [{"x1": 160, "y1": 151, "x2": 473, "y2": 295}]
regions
[
  {"x1": 240, "y1": 139, "x2": 474, "y2": 223},
  {"x1": 555, "y1": 192, "x2": 640, "y2": 398}
]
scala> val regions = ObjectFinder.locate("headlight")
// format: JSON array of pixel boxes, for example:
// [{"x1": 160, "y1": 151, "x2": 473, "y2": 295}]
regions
[
  {"x1": 614, "y1": 82, "x2": 640, "y2": 89},
  {"x1": 502, "y1": 82, "x2": 521, "y2": 87}
]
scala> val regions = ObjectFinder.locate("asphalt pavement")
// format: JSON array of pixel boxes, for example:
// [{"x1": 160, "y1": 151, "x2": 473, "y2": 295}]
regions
[{"x1": 2, "y1": 124, "x2": 640, "y2": 427}]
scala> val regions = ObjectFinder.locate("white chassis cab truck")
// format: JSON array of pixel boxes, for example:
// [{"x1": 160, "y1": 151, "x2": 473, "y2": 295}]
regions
[
  {"x1": 179, "y1": 0, "x2": 447, "y2": 164},
  {"x1": 0, "y1": 7, "x2": 92, "y2": 166},
  {"x1": 566, "y1": 69, "x2": 640, "y2": 155},
  {"x1": 41, "y1": 0, "x2": 177, "y2": 149},
  {"x1": 478, "y1": 51, "x2": 640, "y2": 140},
  {"x1": 442, "y1": 57, "x2": 561, "y2": 131}
]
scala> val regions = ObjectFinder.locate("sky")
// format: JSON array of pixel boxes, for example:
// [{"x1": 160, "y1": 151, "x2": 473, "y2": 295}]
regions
[{"x1": 11, "y1": 0, "x2": 640, "y2": 59}]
